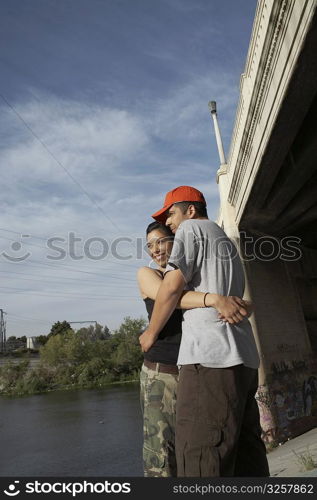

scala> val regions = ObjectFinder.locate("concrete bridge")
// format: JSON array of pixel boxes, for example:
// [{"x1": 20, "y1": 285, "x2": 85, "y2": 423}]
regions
[{"x1": 217, "y1": 0, "x2": 317, "y2": 443}]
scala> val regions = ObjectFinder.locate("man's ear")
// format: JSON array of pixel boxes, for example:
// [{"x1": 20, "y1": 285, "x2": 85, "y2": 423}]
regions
[{"x1": 187, "y1": 204, "x2": 196, "y2": 219}]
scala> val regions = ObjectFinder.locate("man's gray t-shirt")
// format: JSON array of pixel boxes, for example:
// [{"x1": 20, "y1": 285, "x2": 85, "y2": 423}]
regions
[{"x1": 165, "y1": 219, "x2": 260, "y2": 369}]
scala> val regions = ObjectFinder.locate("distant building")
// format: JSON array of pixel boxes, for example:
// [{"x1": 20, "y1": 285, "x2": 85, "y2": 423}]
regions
[
  {"x1": 217, "y1": 0, "x2": 317, "y2": 442},
  {"x1": 26, "y1": 337, "x2": 40, "y2": 350}
]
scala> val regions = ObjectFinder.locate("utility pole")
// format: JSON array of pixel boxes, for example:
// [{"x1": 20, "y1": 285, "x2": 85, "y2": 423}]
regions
[{"x1": 0, "y1": 309, "x2": 7, "y2": 353}]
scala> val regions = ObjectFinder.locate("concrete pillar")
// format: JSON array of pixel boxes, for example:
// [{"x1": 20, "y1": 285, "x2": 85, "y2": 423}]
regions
[{"x1": 242, "y1": 253, "x2": 317, "y2": 443}]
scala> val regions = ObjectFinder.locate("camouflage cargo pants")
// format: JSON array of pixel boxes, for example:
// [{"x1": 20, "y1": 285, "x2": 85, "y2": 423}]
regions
[{"x1": 140, "y1": 362, "x2": 178, "y2": 477}]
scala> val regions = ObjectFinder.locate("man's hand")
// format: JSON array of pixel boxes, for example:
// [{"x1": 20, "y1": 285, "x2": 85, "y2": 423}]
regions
[
  {"x1": 242, "y1": 300, "x2": 253, "y2": 318},
  {"x1": 211, "y1": 295, "x2": 249, "y2": 324},
  {"x1": 139, "y1": 329, "x2": 157, "y2": 352},
  {"x1": 218, "y1": 299, "x2": 253, "y2": 322}
]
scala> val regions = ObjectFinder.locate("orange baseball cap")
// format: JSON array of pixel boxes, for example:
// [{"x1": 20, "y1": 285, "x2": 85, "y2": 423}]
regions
[{"x1": 152, "y1": 185, "x2": 206, "y2": 223}]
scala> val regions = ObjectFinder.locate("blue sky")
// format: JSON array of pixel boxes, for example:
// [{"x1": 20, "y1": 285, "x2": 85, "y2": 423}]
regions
[{"x1": 0, "y1": 0, "x2": 257, "y2": 336}]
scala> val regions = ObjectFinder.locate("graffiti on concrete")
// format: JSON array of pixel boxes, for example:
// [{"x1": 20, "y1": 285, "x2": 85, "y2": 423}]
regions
[
  {"x1": 256, "y1": 361, "x2": 317, "y2": 444},
  {"x1": 256, "y1": 386, "x2": 278, "y2": 443},
  {"x1": 271, "y1": 360, "x2": 307, "y2": 376},
  {"x1": 276, "y1": 343, "x2": 299, "y2": 353},
  {"x1": 303, "y1": 376, "x2": 317, "y2": 416}
]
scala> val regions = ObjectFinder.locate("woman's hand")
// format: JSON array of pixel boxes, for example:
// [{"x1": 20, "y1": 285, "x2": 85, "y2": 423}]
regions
[{"x1": 139, "y1": 329, "x2": 157, "y2": 352}]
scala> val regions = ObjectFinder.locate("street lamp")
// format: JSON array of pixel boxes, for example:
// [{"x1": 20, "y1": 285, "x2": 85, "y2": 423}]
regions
[{"x1": 208, "y1": 101, "x2": 227, "y2": 166}]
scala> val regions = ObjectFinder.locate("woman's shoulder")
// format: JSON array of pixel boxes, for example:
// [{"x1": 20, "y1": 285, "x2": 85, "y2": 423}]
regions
[{"x1": 137, "y1": 266, "x2": 163, "y2": 281}]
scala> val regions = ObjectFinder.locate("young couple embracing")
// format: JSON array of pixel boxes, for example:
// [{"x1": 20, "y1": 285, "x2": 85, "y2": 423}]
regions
[{"x1": 137, "y1": 185, "x2": 269, "y2": 478}]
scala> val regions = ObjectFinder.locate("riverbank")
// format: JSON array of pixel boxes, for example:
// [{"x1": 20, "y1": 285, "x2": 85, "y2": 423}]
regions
[
  {"x1": 0, "y1": 359, "x2": 140, "y2": 398},
  {"x1": 0, "y1": 353, "x2": 41, "y2": 369},
  {"x1": 0, "y1": 377, "x2": 140, "y2": 398},
  {"x1": 0, "y1": 317, "x2": 145, "y2": 398}
]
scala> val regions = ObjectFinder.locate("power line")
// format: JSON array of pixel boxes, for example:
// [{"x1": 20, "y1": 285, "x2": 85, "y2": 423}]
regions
[
  {"x1": 0, "y1": 257, "x2": 138, "y2": 282},
  {"x1": 0, "y1": 268, "x2": 136, "y2": 287},
  {"x1": 0, "y1": 233, "x2": 142, "y2": 270},
  {"x1": 0, "y1": 284, "x2": 139, "y2": 297},
  {"x1": 0, "y1": 285, "x2": 140, "y2": 300},
  {"x1": 0, "y1": 92, "x2": 124, "y2": 235},
  {"x1": 7, "y1": 313, "x2": 52, "y2": 324},
  {"x1": 0, "y1": 271, "x2": 135, "y2": 288},
  {"x1": 0, "y1": 227, "x2": 48, "y2": 241}
]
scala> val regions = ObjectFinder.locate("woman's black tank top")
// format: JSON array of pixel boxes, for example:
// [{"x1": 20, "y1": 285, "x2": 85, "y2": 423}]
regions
[{"x1": 142, "y1": 271, "x2": 182, "y2": 365}]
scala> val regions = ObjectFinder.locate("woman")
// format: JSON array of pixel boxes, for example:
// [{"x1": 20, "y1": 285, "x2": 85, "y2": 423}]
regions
[{"x1": 138, "y1": 221, "x2": 249, "y2": 477}]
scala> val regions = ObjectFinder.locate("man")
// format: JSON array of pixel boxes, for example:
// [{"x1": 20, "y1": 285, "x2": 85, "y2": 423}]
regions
[{"x1": 139, "y1": 185, "x2": 269, "y2": 477}]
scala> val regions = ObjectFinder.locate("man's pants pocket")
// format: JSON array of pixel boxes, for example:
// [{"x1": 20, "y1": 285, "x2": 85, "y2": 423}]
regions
[{"x1": 177, "y1": 427, "x2": 223, "y2": 477}]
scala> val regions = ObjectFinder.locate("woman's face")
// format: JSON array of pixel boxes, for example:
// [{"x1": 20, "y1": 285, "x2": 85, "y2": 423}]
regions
[{"x1": 146, "y1": 229, "x2": 174, "y2": 268}]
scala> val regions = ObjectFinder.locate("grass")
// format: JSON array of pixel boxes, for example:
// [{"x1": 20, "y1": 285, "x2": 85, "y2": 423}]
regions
[
  {"x1": 266, "y1": 441, "x2": 279, "y2": 452},
  {"x1": 293, "y1": 447, "x2": 317, "y2": 472}
]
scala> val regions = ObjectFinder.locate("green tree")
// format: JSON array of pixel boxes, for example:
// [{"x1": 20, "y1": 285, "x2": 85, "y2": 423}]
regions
[
  {"x1": 39, "y1": 334, "x2": 67, "y2": 367},
  {"x1": 1, "y1": 316, "x2": 145, "y2": 396},
  {"x1": 103, "y1": 325, "x2": 111, "y2": 339},
  {"x1": 0, "y1": 360, "x2": 30, "y2": 393},
  {"x1": 48, "y1": 321, "x2": 73, "y2": 338},
  {"x1": 111, "y1": 316, "x2": 145, "y2": 375},
  {"x1": 37, "y1": 335, "x2": 48, "y2": 346},
  {"x1": 76, "y1": 323, "x2": 111, "y2": 341},
  {"x1": 64, "y1": 330, "x2": 91, "y2": 365}
]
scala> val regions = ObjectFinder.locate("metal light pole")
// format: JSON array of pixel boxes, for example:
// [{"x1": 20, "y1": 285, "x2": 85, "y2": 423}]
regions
[
  {"x1": 208, "y1": 101, "x2": 226, "y2": 166},
  {"x1": 208, "y1": 100, "x2": 239, "y2": 240}
]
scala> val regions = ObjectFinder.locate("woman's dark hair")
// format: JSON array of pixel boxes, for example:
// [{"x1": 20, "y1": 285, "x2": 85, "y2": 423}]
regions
[{"x1": 146, "y1": 221, "x2": 174, "y2": 238}]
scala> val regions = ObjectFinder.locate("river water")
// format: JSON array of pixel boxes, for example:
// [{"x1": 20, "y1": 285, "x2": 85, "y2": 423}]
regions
[{"x1": 0, "y1": 383, "x2": 143, "y2": 476}]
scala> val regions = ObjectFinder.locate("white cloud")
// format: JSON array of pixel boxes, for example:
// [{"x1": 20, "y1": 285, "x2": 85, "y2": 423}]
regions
[
  {"x1": 150, "y1": 73, "x2": 237, "y2": 145},
  {"x1": 2, "y1": 97, "x2": 149, "y2": 184},
  {"x1": 0, "y1": 69, "x2": 237, "y2": 336}
]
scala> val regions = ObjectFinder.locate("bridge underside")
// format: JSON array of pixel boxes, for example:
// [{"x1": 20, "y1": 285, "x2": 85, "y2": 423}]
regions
[
  {"x1": 231, "y1": 8, "x2": 317, "y2": 443},
  {"x1": 238, "y1": 10, "x2": 317, "y2": 358},
  {"x1": 239, "y1": 9, "x2": 317, "y2": 250}
]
